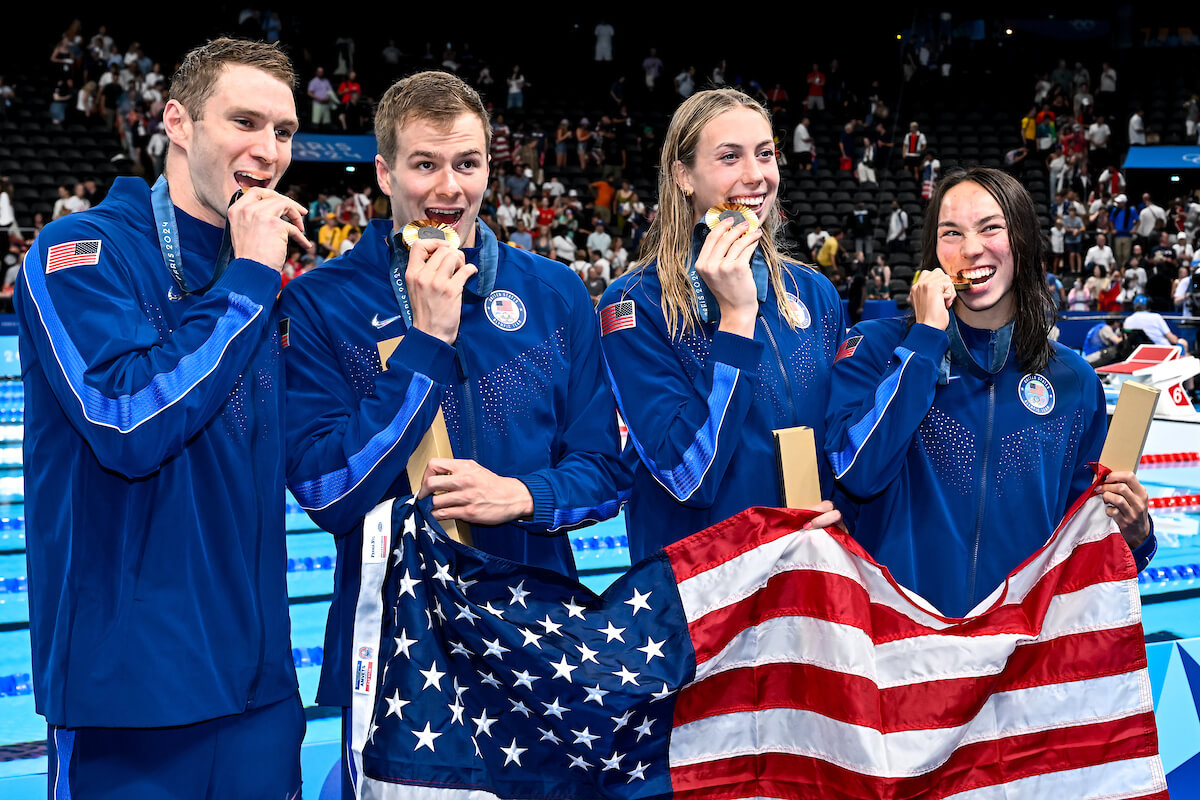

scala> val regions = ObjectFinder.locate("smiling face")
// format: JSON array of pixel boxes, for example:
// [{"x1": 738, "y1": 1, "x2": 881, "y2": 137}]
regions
[
  {"x1": 675, "y1": 106, "x2": 778, "y2": 226},
  {"x1": 376, "y1": 112, "x2": 488, "y2": 247},
  {"x1": 164, "y1": 63, "x2": 298, "y2": 226},
  {"x1": 935, "y1": 180, "x2": 1016, "y2": 329}
]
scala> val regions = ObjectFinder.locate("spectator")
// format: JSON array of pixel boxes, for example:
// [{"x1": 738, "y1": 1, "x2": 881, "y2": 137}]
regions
[
  {"x1": 846, "y1": 200, "x2": 875, "y2": 255},
  {"x1": 1109, "y1": 193, "x2": 1138, "y2": 268},
  {"x1": 307, "y1": 66, "x2": 335, "y2": 130},
  {"x1": 886, "y1": 199, "x2": 909, "y2": 253},
  {"x1": 575, "y1": 118, "x2": 592, "y2": 168},
  {"x1": 1126, "y1": 294, "x2": 1186, "y2": 351},
  {"x1": 594, "y1": 20, "x2": 614, "y2": 61},
  {"x1": 792, "y1": 116, "x2": 813, "y2": 170},
  {"x1": 1136, "y1": 193, "x2": 1168, "y2": 252},
  {"x1": 1048, "y1": 216, "x2": 1066, "y2": 273},
  {"x1": 551, "y1": 226, "x2": 576, "y2": 264},
  {"x1": 805, "y1": 63, "x2": 825, "y2": 110},
  {"x1": 1128, "y1": 107, "x2": 1146, "y2": 147},
  {"x1": 509, "y1": 218, "x2": 533, "y2": 250},
  {"x1": 1172, "y1": 265, "x2": 1191, "y2": 313},
  {"x1": 920, "y1": 150, "x2": 941, "y2": 201},
  {"x1": 901, "y1": 121, "x2": 926, "y2": 181},
  {"x1": 866, "y1": 272, "x2": 890, "y2": 300},
  {"x1": 817, "y1": 229, "x2": 845, "y2": 270},
  {"x1": 641, "y1": 48, "x2": 663, "y2": 93},
  {"x1": 806, "y1": 223, "x2": 829, "y2": 262},
  {"x1": 586, "y1": 218, "x2": 612, "y2": 255},
  {"x1": 337, "y1": 226, "x2": 360, "y2": 255},
  {"x1": 1066, "y1": 277, "x2": 1092, "y2": 311},
  {"x1": 859, "y1": 136, "x2": 878, "y2": 184},
  {"x1": 506, "y1": 64, "x2": 527, "y2": 109},
  {"x1": 1085, "y1": 233, "x2": 1116, "y2": 273},
  {"x1": 674, "y1": 65, "x2": 696, "y2": 100},
  {"x1": 1085, "y1": 262, "x2": 1110, "y2": 300},
  {"x1": 1063, "y1": 206, "x2": 1085, "y2": 273}
]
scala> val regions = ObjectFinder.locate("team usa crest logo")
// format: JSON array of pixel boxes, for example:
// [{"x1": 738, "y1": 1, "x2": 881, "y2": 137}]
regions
[
  {"x1": 784, "y1": 293, "x2": 811, "y2": 328},
  {"x1": 1018, "y1": 373, "x2": 1055, "y2": 415},
  {"x1": 485, "y1": 290, "x2": 527, "y2": 331}
]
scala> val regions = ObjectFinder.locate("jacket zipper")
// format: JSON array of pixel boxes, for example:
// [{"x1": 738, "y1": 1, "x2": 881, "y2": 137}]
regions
[
  {"x1": 455, "y1": 345, "x2": 479, "y2": 460},
  {"x1": 966, "y1": 378, "x2": 996, "y2": 610},
  {"x1": 245, "y1": 349, "x2": 267, "y2": 709},
  {"x1": 758, "y1": 312, "x2": 797, "y2": 426}
]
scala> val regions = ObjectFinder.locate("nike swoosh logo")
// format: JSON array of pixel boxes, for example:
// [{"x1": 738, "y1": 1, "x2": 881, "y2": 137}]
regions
[{"x1": 371, "y1": 313, "x2": 402, "y2": 329}]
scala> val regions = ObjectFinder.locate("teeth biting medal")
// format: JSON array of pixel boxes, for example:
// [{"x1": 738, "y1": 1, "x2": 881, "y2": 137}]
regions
[
  {"x1": 704, "y1": 203, "x2": 760, "y2": 234},
  {"x1": 401, "y1": 219, "x2": 461, "y2": 249},
  {"x1": 950, "y1": 274, "x2": 990, "y2": 291}
]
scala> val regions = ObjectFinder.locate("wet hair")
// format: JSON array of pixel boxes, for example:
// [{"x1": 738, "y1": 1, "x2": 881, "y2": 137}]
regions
[
  {"x1": 375, "y1": 70, "x2": 491, "y2": 166},
  {"x1": 633, "y1": 88, "x2": 800, "y2": 336},
  {"x1": 168, "y1": 37, "x2": 295, "y2": 119},
  {"x1": 921, "y1": 166, "x2": 1056, "y2": 373}
]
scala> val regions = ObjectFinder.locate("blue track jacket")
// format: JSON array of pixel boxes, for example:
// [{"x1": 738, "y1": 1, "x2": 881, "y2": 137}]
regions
[
  {"x1": 280, "y1": 219, "x2": 628, "y2": 707},
  {"x1": 598, "y1": 245, "x2": 845, "y2": 562},
  {"x1": 15, "y1": 177, "x2": 297, "y2": 727},
  {"x1": 825, "y1": 315, "x2": 1156, "y2": 618}
]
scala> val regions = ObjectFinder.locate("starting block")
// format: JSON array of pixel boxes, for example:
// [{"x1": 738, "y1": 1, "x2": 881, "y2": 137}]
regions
[{"x1": 1097, "y1": 344, "x2": 1200, "y2": 421}]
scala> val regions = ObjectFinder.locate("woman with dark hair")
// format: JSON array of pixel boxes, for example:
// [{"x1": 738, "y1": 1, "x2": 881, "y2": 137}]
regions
[
  {"x1": 825, "y1": 166, "x2": 1153, "y2": 618},
  {"x1": 598, "y1": 88, "x2": 844, "y2": 560}
]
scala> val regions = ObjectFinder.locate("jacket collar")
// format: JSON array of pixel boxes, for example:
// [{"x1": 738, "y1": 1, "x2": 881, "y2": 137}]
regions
[{"x1": 938, "y1": 314, "x2": 1014, "y2": 384}]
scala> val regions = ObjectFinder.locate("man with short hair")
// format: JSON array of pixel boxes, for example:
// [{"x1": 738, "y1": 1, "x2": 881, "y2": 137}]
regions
[
  {"x1": 1084, "y1": 233, "x2": 1116, "y2": 272},
  {"x1": 279, "y1": 70, "x2": 628, "y2": 799},
  {"x1": 1109, "y1": 193, "x2": 1139, "y2": 268},
  {"x1": 307, "y1": 65, "x2": 335, "y2": 129},
  {"x1": 16, "y1": 37, "x2": 307, "y2": 798}
]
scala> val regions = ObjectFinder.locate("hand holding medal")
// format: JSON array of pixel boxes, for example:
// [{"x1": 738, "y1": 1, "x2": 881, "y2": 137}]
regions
[
  {"x1": 402, "y1": 218, "x2": 475, "y2": 345},
  {"x1": 695, "y1": 203, "x2": 762, "y2": 337}
]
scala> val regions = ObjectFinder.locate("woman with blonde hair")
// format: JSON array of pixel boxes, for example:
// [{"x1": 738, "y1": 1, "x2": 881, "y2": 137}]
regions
[{"x1": 598, "y1": 88, "x2": 844, "y2": 560}]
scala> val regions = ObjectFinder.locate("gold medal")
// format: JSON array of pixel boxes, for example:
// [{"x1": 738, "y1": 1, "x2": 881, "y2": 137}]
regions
[
  {"x1": 703, "y1": 203, "x2": 760, "y2": 233},
  {"x1": 401, "y1": 220, "x2": 461, "y2": 249}
]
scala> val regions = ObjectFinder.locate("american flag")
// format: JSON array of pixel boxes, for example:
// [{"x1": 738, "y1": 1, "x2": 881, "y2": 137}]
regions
[
  {"x1": 600, "y1": 301, "x2": 636, "y2": 336},
  {"x1": 835, "y1": 334, "x2": 862, "y2": 362},
  {"x1": 352, "y1": 477, "x2": 1166, "y2": 799},
  {"x1": 45, "y1": 240, "x2": 102, "y2": 273}
]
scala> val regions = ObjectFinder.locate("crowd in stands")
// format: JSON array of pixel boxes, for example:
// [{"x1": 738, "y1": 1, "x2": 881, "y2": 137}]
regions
[{"x1": 6, "y1": 14, "x2": 1200, "y2": 319}]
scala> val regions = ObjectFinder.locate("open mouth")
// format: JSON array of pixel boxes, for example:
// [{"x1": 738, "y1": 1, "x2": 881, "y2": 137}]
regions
[
  {"x1": 729, "y1": 195, "x2": 766, "y2": 214},
  {"x1": 426, "y1": 208, "x2": 464, "y2": 227},
  {"x1": 234, "y1": 171, "x2": 271, "y2": 190}
]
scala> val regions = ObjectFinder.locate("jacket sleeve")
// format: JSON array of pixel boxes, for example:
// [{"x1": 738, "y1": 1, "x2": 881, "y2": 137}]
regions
[
  {"x1": 824, "y1": 321, "x2": 948, "y2": 500},
  {"x1": 280, "y1": 284, "x2": 456, "y2": 536},
  {"x1": 597, "y1": 282, "x2": 764, "y2": 509},
  {"x1": 14, "y1": 221, "x2": 281, "y2": 477},
  {"x1": 511, "y1": 277, "x2": 630, "y2": 532}
]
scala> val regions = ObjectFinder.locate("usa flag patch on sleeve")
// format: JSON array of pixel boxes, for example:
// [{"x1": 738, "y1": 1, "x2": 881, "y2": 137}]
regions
[
  {"x1": 279, "y1": 318, "x2": 291, "y2": 348},
  {"x1": 835, "y1": 334, "x2": 863, "y2": 362},
  {"x1": 600, "y1": 300, "x2": 636, "y2": 336},
  {"x1": 45, "y1": 240, "x2": 102, "y2": 273}
]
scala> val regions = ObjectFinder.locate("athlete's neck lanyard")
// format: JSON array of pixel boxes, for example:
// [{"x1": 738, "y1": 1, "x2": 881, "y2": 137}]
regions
[
  {"x1": 386, "y1": 231, "x2": 415, "y2": 328},
  {"x1": 151, "y1": 175, "x2": 238, "y2": 297},
  {"x1": 686, "y1": 220, "x2": 769, "y2": 323}
]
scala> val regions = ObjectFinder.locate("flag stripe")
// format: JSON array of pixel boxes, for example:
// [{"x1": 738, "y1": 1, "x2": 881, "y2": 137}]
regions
[
  {"x1": 669, "y1": 671, "x2": 1150, "y2": 778},
  {"x1": 685, "y1": 544, "x2": 1135, "y2": 680},
  {"x1": 670, "y1": 724, "x2": 1163, "y2": 800},
  {"x1": 676, "y1": 505, "x2": 1119, "y2": 631},
  {"x1": 674, "y1": 623, "x2": 1148, "y2": 732}
]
